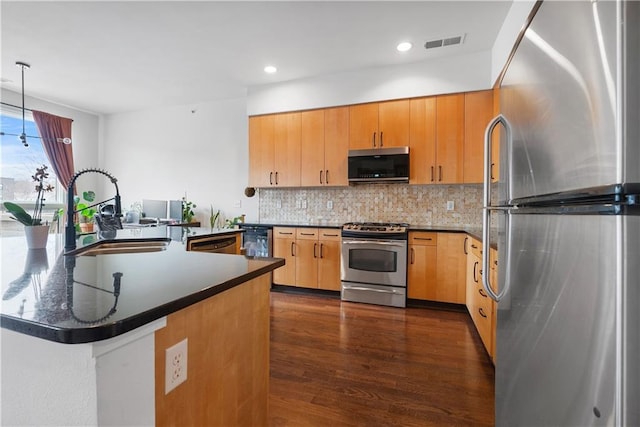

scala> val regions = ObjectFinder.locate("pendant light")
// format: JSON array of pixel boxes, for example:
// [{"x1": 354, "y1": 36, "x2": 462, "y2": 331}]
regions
[{"x1": 16, "y1": 61, "x2": 30, "y2": 147}]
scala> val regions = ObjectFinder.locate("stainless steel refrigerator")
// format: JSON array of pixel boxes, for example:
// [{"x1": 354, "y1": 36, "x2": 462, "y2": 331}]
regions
[{"x1": 481, "y1": 1, "x2": 639, "y2": 425}]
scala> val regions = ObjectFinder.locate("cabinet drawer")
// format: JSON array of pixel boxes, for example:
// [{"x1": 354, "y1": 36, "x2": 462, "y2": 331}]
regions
[
  {"x1": 473, "y1": 287, "x2": 494, "y2": 352},
  {"x1": 273, "y1": 227, "x2": 296, "y2": 238},
  {"x1": 409, "y1": 231, "x2": 437, "y2": 246},
  {"x1": 469, "y1": 238, "x2": 483, "y2": 258},
  {"x1": 318, "y1": 228, "x2": 341, "y2": 241},
  {"x1": 296, "y1": 228, "x2": 319, "y2": 240}
]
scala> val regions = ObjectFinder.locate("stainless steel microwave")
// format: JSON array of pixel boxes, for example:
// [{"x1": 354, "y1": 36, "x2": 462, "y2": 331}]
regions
[{"x1": 348, "y1": 147, "x2": 409, "y2": 184}]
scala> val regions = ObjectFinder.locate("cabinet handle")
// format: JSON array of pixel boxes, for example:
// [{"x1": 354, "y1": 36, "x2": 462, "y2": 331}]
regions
[
  {"x1": 300, "y1": 232, "x2": 315, "y2": 236},
  {"x1": 464, "y1": 236, "x2": 468, "y2": 254},
  {"x1": 380, "y1": 131, "x2": 384, "y2": 147},
  {"x1": 413, "y1": 237, "x2": 432, "y2": 241},
  {"x1": 325, "y1": 170, "x2": 330, "y2": 184},
  {"x1": 438, "y1": 165, "x2": 443, "y2": 182},
  {"x1": 478, "y1": 307, "x2": 488, "y2": 318},
  {"x1": 275, "y1": 171, "x2": 279, "y2": 185},
  {"x1": 430, "y1": 166, "x2": 434, "y2": 182},
  {"x1": 478, "y1": 288, "x2": 487, "y2": 298},
  {"x1": 473, "y1": 261, "x2": 479, "y2": 283},
  {"x1": 270, "y1": 172, "x2": 273, "y2": 185},
  {"x1": 323, "y1": 233, "x2": 338, "y2": 237},
  {"x1": 490, "y1": 163, "x2": 495, "y2": 180},
  {"x1": 314, "y1": 242, "x2": 318, "y2": 258},
  {"x1": 410, "y1": 247, "x2": 415, "y2": 264},
  {"x1": 291, "y1": 242, "x2": 295, "y2": 257},
  {"x1": 320, "y1": 170, "x2": 324, "y2": 184},
  {"x1": 372, "y1": 132, "x2": 376, "y2": 147},
  {"x1": 279, "y1": 231, "x2": 293, "y2": 235},
  {"x1": 471, "y1": 244, "x2": 478, "y2": 249},
  {"x1": 320, "y1": 243, "x2": 324, "y2": 258}
]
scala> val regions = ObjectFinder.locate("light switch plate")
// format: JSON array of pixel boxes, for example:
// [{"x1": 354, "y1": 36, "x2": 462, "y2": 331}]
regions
[{"x1": 446, "y1": 201, "x2": 455, "y2": 211}]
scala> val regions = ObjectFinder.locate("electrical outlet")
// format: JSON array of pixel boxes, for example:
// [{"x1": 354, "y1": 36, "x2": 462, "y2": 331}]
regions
[
  {"x1": 301, "y1": 199, "x2": 307, "y2": 209},
  {"x1": 446, "y1": 200, "x2": 455, "y2": 211},
  {"x1": 233, "y1": 200, "x2": 242, "y2": 208},
  {"x1": 295, "y1": 200, "x2": 301, "y2": 209},
  {"x1": 327, "y1": 200, "x2": 333, "y2": 210},
  {"x1": 165, "y1": 338, "x2": 188, "y2": 394}
]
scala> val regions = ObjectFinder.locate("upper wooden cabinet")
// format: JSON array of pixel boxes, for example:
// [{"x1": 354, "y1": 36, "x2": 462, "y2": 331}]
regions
[
  {"x1": 300, "y1": 107, "x2": 349, "y2": 187},
  {"x1": 349, "y1": 100, "x2": 410, "y2": 149},
  {"x1": 248, "y1": 115, "x2": 275, "y2": 187},
  {"x1": 410, "y1": 94, "x2": 465, "y2": 185},
  {"x1": 248, "y1": 112, "x2": 301, "y2": 188},
  {"x1": 409, "y1": 97, "x2": 437, "y2": 184},
  {"x1": 435, "y1": 94, "x2": 465, "y2": 184},
  {"x1": 464, "y1": 90, "x2": 494, "y2": 184},
  {"x1": 491, "y1": 87, "x2": 501, "y2": 183}
]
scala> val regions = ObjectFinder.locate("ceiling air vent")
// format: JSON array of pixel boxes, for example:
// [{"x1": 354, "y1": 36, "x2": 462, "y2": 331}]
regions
[{"x1": 424, "y1": 34, "x2": 466, "y2": 50}]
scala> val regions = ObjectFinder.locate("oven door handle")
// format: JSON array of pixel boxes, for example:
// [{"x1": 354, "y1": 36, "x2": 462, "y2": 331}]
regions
[
  {"x1": 342, "y1": 240, "x2": 406, "y2": 247},
  {"x1": 342, "y1": 285, "x2": 404, "y2": 295}
]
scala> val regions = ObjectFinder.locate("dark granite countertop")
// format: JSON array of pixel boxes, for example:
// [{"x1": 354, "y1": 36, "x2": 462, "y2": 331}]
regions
[
  {"x1": 241, "y1": 222, "x2": 343, "y2": 229},
  {"x1": 0, "y1": 232, "x2": 283, "y2": 344}
]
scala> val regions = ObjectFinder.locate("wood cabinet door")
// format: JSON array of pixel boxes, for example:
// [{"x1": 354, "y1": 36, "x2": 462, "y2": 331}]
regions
[
  {"x1": 435, "y1": 94, "x2": 465, "y2": 184},
  {"x1": 491, "y1": 87, "x2": 501, "y2": 183},
  {"x1": 324, "y1": 106, "x2": 349, "y2": 186},
  {"x1": 408, "y1": 244, "x2": 438, "y2": 300},
  {"x1": 300, "y1": 110, "x2": 325, "y2": 187},
  {"x1": 378, "y1": 99, "x2": 410, "y2": 148},
  {"x1": 248, "y1": 115, "x2": 275, "y2": 187},
  {"x1": 409, "y1": 97, "x2": 437, "y2": 184},
  {"x1": 273, "y1": 112, "x2": 301, "y2": 187},
  {"x1": 464, "y1": 90, "x2": 494, "y2": 184},
  {"x1": 349, "y1": 103, "x2": 379, "y2": 149},
  {"x1": 272, "y1": 228, "x2": 296, "y2": 285},
  {"x1": 317, "y1": 238, "x2": 341, "y2": 291},
  {"x1": 466, "y1": 244, "x2": 481, "y2": 315},
  {"x1": 295, "y1": 239, "x2": 319, "y2": 288},
  {"x1": 435, "y1": 232, "x2": 467, "y2": 304}
]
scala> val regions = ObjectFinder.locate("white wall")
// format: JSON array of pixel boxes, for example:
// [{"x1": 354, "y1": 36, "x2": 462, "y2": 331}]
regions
[
  {"x1": 491, "y1": 0, "x2": 537, "y2": 85},
  {"x1": 248, "y1": 50, "x2": 493, "y2": 115},
  {"x1": 101, "y1": 97, "x2": 258, "y2": 223}
]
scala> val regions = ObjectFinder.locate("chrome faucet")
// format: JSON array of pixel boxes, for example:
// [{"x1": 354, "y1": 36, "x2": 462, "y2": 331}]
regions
[{"x1": 65, "y1": 168, "x2": 122, "y2": 252}]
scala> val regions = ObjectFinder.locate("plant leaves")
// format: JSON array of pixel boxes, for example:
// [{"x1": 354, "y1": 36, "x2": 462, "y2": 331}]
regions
[
  {"x1": 3, "y1": 202, "x2": 33, "y2": 226},
  {"x1": 83, "y1": 191, "x2": 95, "y2": 202}
]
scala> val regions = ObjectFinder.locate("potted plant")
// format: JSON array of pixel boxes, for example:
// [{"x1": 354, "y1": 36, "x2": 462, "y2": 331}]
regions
[
  {"x1": 182, "y1": 197, "x2": 196, "y2": 223},
  {"x1": 3, "y1": 165, "x2": 55, "y2": 249},
  {"x1": 75, "y1": 190, "x2": 97, "y2": 233}
]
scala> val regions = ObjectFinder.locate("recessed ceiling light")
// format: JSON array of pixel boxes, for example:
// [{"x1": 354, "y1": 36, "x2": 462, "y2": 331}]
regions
[
  {"x1": 396, "y1": 42, "x2": 413, "y2": 52},
  {"x1": 264, "y1": 65, "x2": 277, "y2": 74}
]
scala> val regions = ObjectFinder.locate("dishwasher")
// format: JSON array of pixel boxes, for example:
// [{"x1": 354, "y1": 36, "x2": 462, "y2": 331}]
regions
[{"x1": 186, "y1": 234, "x2": 240, "y2": 254}]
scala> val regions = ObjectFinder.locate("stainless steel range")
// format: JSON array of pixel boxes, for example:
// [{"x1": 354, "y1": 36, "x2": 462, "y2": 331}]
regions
[{"x1": 340, "y1": 222, "x2": 408, "y2": 308}]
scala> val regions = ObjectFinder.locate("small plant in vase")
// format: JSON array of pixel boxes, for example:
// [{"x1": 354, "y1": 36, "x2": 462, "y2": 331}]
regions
[
  {"x1": 75, "y1": 190, "x2": 97, "y2": 233},
  {"x1": 182, "y1": 197, "x2": 196, "y2": 223},
  {"x1": 2, "y1": 165, "x2": 55, "y2": 248}
]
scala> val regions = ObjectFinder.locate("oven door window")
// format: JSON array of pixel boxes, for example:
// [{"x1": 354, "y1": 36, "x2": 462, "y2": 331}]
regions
[{"x1": 349, "y1": 248, "x2": 397, "y2": 272}]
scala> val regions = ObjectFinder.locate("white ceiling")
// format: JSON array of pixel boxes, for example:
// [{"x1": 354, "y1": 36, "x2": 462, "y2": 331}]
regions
[{"x1": 1, "y1": 1, "x2": 512, "y2": 115}]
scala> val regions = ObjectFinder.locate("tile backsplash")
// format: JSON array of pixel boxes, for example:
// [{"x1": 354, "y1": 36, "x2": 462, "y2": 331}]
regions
[{"x1": 258, "y1": 184, "x2": 483, "y2": 227}]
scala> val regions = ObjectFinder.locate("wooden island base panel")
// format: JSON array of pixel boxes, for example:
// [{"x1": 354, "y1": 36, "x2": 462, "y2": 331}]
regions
[{"x1": 155, "y1": 273, "x2": 271, "y2": 426}]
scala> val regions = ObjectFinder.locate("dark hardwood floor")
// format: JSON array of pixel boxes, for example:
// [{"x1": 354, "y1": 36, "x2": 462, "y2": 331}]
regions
[{"x1": 269, "y1": 292, "x2": 495, "y2": 426}]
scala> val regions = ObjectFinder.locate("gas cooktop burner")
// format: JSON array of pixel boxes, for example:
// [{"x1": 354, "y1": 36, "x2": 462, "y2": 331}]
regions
[{"x1": 342, "y1": 222, "x2": 409, "y2": 233}]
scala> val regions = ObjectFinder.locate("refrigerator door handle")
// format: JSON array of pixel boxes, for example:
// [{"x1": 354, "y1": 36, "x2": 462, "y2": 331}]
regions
[
  {"x1": 483, "y1": 114, "x2": 511, "y2": 209},
  {"x1": 482, "y1": 114, "x2": 512, "y2": 302}
]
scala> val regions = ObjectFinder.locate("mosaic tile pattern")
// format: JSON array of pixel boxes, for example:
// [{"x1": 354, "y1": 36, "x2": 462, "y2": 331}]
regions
[{"x1": 258, "y1": 184, "x2": 483, "y2": 227}]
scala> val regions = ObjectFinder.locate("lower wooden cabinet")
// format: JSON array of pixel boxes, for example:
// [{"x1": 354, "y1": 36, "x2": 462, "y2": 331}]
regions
[
  {"x1": 465, "y1": 236, "x2": 497, "y2": 362},
  {"x1": 273, "y1": 227, "x2": 341, "y2": 290},
  {"x1": 408, "y1": 232, "x2": 466, "y2": 304}
]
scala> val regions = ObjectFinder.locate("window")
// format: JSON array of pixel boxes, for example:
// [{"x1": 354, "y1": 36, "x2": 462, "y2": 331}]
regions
[{"x1": 1, "y1": 109, "x2": 64, "y2": 234}]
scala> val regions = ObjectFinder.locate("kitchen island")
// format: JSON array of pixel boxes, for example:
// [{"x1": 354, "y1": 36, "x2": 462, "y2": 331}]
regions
[{"x1": 0, "y1": 231, "x2": 284, "y2": 426}]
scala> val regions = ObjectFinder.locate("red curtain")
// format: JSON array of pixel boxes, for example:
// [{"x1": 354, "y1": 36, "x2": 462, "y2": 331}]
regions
[{"x1": 32, "y1": 110, "x2": 75, "y2": 190}]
